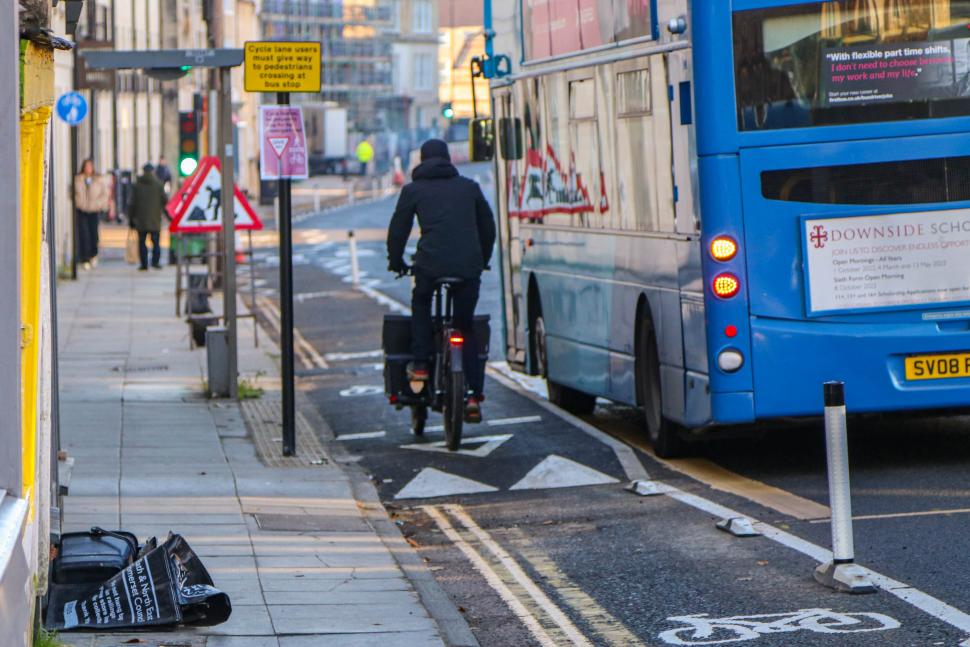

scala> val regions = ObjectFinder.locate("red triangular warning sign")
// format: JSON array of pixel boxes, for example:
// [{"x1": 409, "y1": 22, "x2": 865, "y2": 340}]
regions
[{"x1": 168, "y1": 156, "x2": 263, "y2": 233}]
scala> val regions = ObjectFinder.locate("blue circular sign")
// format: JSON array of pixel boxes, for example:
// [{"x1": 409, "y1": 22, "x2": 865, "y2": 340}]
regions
[{"x1": 56, "y1": 92, "x2": 88, "y2": 126}]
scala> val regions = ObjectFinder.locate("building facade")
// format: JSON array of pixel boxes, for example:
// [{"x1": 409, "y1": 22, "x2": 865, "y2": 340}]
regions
[
  {"x1": 260, "y1": 0, "x2": 395, "y2": 133},
  {"x1": 438, "y1": 0, "x2": 489, "y2": 122}
]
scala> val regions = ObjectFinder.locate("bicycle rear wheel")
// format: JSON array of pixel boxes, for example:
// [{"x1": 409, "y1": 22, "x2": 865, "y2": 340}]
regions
[{"x1": 443, "y1": 372, "x2": 464, "y2": 451}]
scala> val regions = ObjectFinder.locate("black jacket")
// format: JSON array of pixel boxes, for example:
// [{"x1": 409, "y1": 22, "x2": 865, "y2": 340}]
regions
[{"x1": 387, "y1": 158, "x2": 496, "y2": 279}]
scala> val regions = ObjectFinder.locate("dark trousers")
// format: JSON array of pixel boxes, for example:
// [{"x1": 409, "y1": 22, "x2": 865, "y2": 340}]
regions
[
  {"x1": 411, "y1": 272, "x2": 483, "y2": 396},
  {"x1": 138, "y1": 230, "x2": 161, "y2": 269},
  {"x1": 76, "y1": 210, "x2": 100, "y2": 262}
]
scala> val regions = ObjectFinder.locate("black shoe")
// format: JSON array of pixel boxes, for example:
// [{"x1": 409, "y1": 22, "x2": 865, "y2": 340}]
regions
[
  {"x1": 138, "y1": 266, "x2": 148, "y2": 272},
  {"x1": 406, "y1": 361, "x2": 429, "y2": 381},
  {"x1": 152, "y1": 264, "x2": 163, "y2": 270}
]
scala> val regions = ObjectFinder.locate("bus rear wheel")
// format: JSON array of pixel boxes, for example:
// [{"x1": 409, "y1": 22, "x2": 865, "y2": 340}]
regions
[
  {"x1": 637, "y1": 320, "x2": 689, "y2": 458},
  {"x1": 533, "y1": 315, "x2": 596, "y2": 416}
]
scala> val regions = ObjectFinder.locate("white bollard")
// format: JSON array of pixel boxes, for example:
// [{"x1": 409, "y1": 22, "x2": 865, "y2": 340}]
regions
[
  {"x1": 314, "y1": 191, "x2": 321, "y2": 213},
  {"x1": 348, "y1": 230, "x2": 360, "y2": 288},
  {"x1": 813, "y1": 381, "x2": 875, "y2": 594}
]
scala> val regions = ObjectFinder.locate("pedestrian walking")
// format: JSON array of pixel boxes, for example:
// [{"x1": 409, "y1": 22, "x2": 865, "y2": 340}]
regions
[
  {"x1": 128, "y1": 163, "x2": 168, "y2": 271},
  {"x1": 155, "y1": 155, "x2": 173, "y2": 192},
  {"x1": 73, "y1": 158, "x2": 111, "y2": 268}
]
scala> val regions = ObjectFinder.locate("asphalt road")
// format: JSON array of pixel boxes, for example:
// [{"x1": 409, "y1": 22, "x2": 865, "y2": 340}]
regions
[{"x1": 248, "y1": 165, "x2": 970, "y2": 646}]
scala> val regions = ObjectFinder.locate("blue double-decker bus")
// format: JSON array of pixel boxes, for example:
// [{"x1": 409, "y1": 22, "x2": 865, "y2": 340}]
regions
[{"x1": 487, "y1": 0, "x2": 970, "y2": 456}]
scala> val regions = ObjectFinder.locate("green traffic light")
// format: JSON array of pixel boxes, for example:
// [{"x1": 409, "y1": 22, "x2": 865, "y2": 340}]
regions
[
  {"x1": 179, "y1": 156, "x2": 198, "y2": 177},
  {"x1": 442, "y1": 105, "x2": 454, "y2": 119}
]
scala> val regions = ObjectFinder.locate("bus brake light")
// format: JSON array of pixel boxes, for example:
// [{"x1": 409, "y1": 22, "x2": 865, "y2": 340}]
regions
[
  {"x1": 713, "y1": 273, "x2": 741, "y2": 299},
  {"x1": 710, "y1": 237, "x2": 738, "y2": 262}
]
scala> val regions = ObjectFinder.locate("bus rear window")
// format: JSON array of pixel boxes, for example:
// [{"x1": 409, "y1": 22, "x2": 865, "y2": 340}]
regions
[
  {"x1": 735, "y1": 1, "x2": 970, "y2": 131},
  {"x1": 762, "y1": 156, "x2": 970, "y2": 204}
]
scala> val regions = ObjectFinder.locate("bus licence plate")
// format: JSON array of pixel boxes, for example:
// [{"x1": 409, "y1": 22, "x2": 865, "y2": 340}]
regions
[{"x1": 905, "y1": 353, "x2": 970, "y2": 381}]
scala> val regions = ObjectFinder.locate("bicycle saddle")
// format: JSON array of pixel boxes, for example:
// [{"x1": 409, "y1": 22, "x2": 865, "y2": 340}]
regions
[{"x1": 434, "y1": 277, "x2": 465, "y2": 286}]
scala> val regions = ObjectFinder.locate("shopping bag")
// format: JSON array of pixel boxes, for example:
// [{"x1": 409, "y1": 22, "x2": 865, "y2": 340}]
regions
[
  {"x1": 45, "y1": 533, "x2": 232, "y2": 631},
  {"x1": 125, "y1": 229, "x2": 138, "y2": 265}
]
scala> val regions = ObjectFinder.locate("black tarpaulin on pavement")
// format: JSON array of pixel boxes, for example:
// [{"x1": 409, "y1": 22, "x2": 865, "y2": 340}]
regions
[{"x1": 46, "y1": 533, "x2": 231, "y2": 631}]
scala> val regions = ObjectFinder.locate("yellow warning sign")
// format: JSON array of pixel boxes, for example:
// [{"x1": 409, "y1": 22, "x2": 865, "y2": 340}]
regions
[{"x1": 244, "y1": 41, "x2": 321, "y2": 93}]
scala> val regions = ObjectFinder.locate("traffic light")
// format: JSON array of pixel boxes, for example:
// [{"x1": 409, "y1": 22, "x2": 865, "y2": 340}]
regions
[
  {"x1": 441, "y1": 102, "x2": 455, "y2": 120},
  {"x1": 178, "y1": 111, "x2": 199, "y2": 177}
]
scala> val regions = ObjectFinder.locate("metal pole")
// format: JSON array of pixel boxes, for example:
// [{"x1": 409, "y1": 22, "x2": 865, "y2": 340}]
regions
[
  {"x1": 278, "y1": 91, "x2": 296, "y2": 456},
  {"x1": 220, "y1": 66, "x2": 238, "y2": 399},
  {"x1": 70, "y1": 47, "x2": 80, "y2": 280},
  {"x1": 348, "y1": 229, "x2": 359, "y2": 288},
  {"x1": 814, "y1": 381, "x2": 875, "y2": 594}
]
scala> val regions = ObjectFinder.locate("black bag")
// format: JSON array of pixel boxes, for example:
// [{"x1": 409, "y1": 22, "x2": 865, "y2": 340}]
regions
[
  {"x1": 53, "y1": 528, "x2": 138, "y2": 586},
  {"x1": 46, "y1": 533, "x2": 231, "y2": 631}
]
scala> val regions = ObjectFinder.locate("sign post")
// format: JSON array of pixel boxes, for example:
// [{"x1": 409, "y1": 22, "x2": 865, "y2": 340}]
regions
[
  {"x1": 57, "y1": 91, "x2": 88, "y2": 280},
  {"x1": 246, "y1": 41, "x2": 320, "y2": 456}
]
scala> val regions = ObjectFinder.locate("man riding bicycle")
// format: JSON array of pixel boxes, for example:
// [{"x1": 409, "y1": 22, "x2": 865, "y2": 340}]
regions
[{"x1": 387, "y1": 139, "x2": 496, "y2": 421}]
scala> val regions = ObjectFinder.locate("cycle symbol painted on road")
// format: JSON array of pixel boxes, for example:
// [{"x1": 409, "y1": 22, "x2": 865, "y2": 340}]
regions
[{"x1": 658, "y1": 608, "x2": 900, "y2": 645}]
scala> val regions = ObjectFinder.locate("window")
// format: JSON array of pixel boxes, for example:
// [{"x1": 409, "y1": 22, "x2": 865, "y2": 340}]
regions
[
  {"x1": 412, "y1": 0, "x2": 433, "y2": 34},
  {"x1": 735, "y1": 0, "x2": 970, "y2": 131},
  {"x1": 614, "y1": 65, "x2": 660, "y2": 231},
  {"x1": 414, "y1": 53, "x2": 434, "y2": 90},
  {"x1": 568, "y1": 78, "x2": 603, "y2": 227},
  {"x1": 762, "y1": 156, "x2": 970, "y2": 204}
]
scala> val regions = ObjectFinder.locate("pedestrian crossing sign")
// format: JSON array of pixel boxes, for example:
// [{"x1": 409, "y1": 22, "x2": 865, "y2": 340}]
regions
[{"x1": 167, "y1": 156, "x2": 263, "y2": 233}]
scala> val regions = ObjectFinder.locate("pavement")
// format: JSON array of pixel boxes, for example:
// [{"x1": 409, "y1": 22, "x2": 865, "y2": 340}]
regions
[{"x1": 54, "y1": 249, "x2": 473, "y2": 646}]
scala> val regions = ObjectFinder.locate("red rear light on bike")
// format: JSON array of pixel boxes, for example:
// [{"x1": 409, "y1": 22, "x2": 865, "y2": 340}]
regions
[
  {"x1": 389, "y1": 394, "x2": 398, "y2": 404},
  {"x1": 449, "y1": 334, "x2": 464, "y2": 346}
]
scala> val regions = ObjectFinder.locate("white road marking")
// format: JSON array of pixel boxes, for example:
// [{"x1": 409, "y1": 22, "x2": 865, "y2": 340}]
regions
[
  {"x1": 421, "y1": 506, "x2": 560, "y2": 647},
  {"x1": 445, "y1": 504, "x2": 594, "y2": 647},
  {"x1": 658, "y1": 608, "x2": 899, "y2": 645},
  {"x1": 324, "y1": 349, "x2": 383, "y2": 361},
  {"x1": 666, "y1": 488, "x2": 970, "y2": 639},
  {"x1": 395, "y1": 468, "x2": 498, "y2": 499},
  {"x1": 510, "y1": 455, "x2": 619, "y2": 491},
  {"x1": 487, "y1": 415, "x2": 542, "y2": 427},
  {"x1": 294, "y1": 290, "x2": 342, "y2": 303},
  {"x1": 338, "y1": 385, "x2": 383, "y2": 397},
  {"x1": 401, "y1": 434, "x2": 513, "y2": 458},
  {"x1": 336, "y1": 431, "x2": 386, "y2": 441}
]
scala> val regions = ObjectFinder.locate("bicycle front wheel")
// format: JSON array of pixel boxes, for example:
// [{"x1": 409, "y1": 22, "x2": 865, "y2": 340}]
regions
[{"x1": 443, "y1": 371, "x2": 464, "y2": 451}]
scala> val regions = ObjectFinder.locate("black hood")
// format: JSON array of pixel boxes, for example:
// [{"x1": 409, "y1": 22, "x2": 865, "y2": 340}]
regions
[
  {"x1": 137, "y1": 173, "x2": 158, "y2": 185},
  {"x1": 420, "y1": 138, "x2": 450, "y2": 162},
  {"x1": 412, "y1": 157, "x2": 459, "y2": 181}
]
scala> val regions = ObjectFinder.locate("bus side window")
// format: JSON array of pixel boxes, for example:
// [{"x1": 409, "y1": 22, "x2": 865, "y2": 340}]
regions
[
  {"x1": 499, "y1": 117, "x2": 523, "y2": 160},
  {"x1": 614, "y1": 66, "x2": 660, "y2": 232}
]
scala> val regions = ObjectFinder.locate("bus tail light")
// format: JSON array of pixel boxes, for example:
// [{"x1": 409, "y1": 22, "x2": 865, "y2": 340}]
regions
[
  {"x1": 710, "y1": 236, "x2": 738, "y2": 262},
  {"x1": 712, "y1": 273, "x2": 741, "y2": 299},
  {"x1": 718, "y1": 349, "x2": 744, "y2": 373}
]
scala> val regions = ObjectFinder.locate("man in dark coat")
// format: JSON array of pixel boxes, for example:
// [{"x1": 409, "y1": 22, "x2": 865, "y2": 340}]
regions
[
  {"x1": 128, "y1": 163, "x2": 168, "y2": 271},
  {"x1": 387, "y1": 139, "x2": 496, "y2": 421}
]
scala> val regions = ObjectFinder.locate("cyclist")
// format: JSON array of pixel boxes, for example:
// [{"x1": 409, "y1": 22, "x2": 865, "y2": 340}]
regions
[{"x1": 387, "y1": 139, "x2": 496, "y2": 421}]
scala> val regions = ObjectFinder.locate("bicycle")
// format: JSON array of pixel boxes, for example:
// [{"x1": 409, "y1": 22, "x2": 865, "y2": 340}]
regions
[{"x1": 383, "y1": 270, "x2": 489, "y2": 451}]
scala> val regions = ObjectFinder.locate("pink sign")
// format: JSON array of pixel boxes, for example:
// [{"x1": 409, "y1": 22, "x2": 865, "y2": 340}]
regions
[{"x1": 259, "y1": 105, "x2": 309, "y2": 180}]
